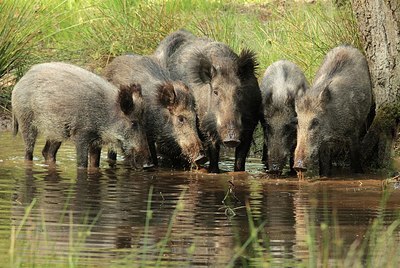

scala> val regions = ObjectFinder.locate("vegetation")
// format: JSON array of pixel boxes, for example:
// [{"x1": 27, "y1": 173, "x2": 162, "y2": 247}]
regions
[{"x1": 0, "y1": 0, "x2": 359, "y2": 111}]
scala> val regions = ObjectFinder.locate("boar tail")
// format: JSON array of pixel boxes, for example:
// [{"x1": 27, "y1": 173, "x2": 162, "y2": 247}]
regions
[{"x1": 12, "y1": 113, "x2": 18, "y2": 136}]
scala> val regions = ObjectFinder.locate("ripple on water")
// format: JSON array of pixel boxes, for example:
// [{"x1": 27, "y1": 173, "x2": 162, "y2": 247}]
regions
[{"x1": 0, "y1": 131, "x2": 400, "y2": 266}]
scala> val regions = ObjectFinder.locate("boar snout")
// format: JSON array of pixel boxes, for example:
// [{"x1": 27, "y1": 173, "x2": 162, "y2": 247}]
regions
[
  {"x1": 143, "y1": 160, "x2": 155, "y2": 170},
  {"x1": 222, "y1": 124, "x2": 241, "y2": 148},
  {"x1": 268, "y1": 162, "x2": 283, "y2": 174},
  {"x1": 194, "y1": 151, "x2": 208, "y2": 165},
  {"x1": 293, "y1": 159, "x2": 307, "y2": 172}
]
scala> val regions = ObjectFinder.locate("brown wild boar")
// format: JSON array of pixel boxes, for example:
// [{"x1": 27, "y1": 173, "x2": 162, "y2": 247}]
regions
[
  {"x1": 103, "y1": 54, "x2": 206, "y2": 167},
  {"x1": 293, "y1": 45, "x2": 372, "y2": 177},
  {"x1": 261, "y1": 60, "x2": 309, "y2": 175},
  {"x1": 12, "y1": 62, "x2": 152, "y2": 168},
  {"x1": 154, "y1": 29, "x2": 261, "y2": 173}
]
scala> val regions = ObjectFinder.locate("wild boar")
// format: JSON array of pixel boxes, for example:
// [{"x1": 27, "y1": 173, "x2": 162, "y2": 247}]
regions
[
  {"x1": 293, "y1": 45, "x2": 372, "y2": 177},
  {"x1": 154, "y1": 29, "x2": 261, "y2": 173},
  {"x1": 12, "y1": 62, "x2": 152, "y2": 168},
  {"x1": 103, "y1": 54, "x2": 206, "y2": 167},
  {"x1": 260, "y1": 60, "x2": 309, "y2": 175}
]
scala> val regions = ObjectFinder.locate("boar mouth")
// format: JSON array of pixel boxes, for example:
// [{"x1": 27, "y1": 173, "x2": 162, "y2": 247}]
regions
[
  {"x1": 194, "y1": 154, "x2": 208, "y2": 165},
  {"x1": 266, "y1": 169, "x2": 283, "y2": 175},
  {"x1": 293, "y1": 159, "x2": 307, "y2": 172},
  {"x1": 266, "y1": 161, "x2": 284, "y2": 175},
  {"x1": 143, "y1": 162, "x2": 155, "y2": 170}
]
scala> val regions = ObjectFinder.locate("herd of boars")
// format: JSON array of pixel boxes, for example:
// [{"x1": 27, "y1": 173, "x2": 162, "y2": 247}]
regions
[{"x1": 11, "y1": 29, "x2": 373, "y2": 177}]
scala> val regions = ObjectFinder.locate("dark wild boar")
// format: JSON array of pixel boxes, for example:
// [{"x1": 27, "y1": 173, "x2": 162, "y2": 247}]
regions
[
  {"x1": 103, "y1": 54, "x2": 206, "y2": 167},
  {"x1": 293, "y1": 45, "x2": 372, "y2": 178},
  {"x1": 261, "y1": 60, "x2": 309, "y2": 175},
  {"x1": 154, "y1": 29, "x2": 261, "y2": 173},
  {"x1": 12, "y1": 62, "x2": 152, "y2": 169}
]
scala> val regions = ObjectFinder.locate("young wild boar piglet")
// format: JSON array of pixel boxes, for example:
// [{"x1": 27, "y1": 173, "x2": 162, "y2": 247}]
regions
[
  {"x1": 103, "y1": 54, "x2": 206, "y2": 167},
  {"x1": 261, "y1": 60, "x2": 309, "y2": 175},
  {"x1": 12, "y1": 62, "x2": 152, "y2": 169},
  {"x1": 154, "y1": 29, "x2": 261, "y2": 173},
  {"x1": 293, "y1": 45, "x2": 372, "y2": 178}
]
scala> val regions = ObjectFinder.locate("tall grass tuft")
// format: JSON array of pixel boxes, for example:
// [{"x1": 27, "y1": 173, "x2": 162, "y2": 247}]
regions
[
  {"x1": 0, "y1": 0, "x2": 67, "y2": 110},
  {"x1": 250, "y1": 1, "x2": 361, "y2": 81},
  {"x1": 55, "y1": 0, "x2": 186, "y2": 72}
]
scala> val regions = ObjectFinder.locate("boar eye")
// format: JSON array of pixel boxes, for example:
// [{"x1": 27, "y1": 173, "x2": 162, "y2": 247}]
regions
[
  {"x1": 264, "y1": 123, "x2": 272, "y2": 134},
  {"x1": 309, "y1": 118, "x2": 319, "y2": 130},
  {"x1": 213, "y1": 89, "x2": 218, "y2": 96},
  {"x1": 131, "y1": 120, "x2": 139, "y2": 128},
  {"x1": 283, "y1": 124, "x2": 293, "y2": 133},
  {"x1": 178, "y1": 115, "x2": 186, "y2": 124}
]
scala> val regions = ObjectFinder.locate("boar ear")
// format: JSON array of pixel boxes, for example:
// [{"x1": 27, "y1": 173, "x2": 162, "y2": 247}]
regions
[
  {"x1": 319, "y1": 86, "x2": 331, "y2": 104},
  {"x1": 118, "y1": 84, "x2": 141, "y2": 115},
  {"x1": 158, "y1": 82, "x2": 176, "y2": 109},
  {"x1": 199, "y1": 57, "x2": 215, "y2": 84},
  {"x1": 285, "y1": 94, "x2": 295, "y2": 107},
  {"x1": 237, "y1": 49, "x2": 258, "y2": 80},
  {"x1": 130, "y1": 83, "x2": 143, "y2": 99},
  {"x1": 296, "y1": 83, "x2": 307, "y2": 99},
  {"x1": 264, "y1": 91, "x2": 273, "y2": 105},
  {"x1": 189, "y1": 51, "x2": 214, "y2": 84}
]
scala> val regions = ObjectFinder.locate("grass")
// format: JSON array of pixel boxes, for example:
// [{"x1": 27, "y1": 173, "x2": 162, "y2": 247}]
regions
[{"x1": 0, "y1": 0, "x2": 360, "y2": 112}]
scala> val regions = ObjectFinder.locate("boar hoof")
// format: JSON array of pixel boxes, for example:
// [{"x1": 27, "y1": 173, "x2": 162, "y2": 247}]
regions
[{"x1": 223, "y1": 139, "x2": 241, "y2": 148}]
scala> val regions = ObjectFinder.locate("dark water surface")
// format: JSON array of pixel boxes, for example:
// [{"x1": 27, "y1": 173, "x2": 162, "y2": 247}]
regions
[{"x1": 0, "y1": 131, "x2": 399, "y2": 267}]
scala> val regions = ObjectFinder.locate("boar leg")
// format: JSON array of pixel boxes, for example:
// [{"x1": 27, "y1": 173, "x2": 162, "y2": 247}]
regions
[
  {"x1": 288, "y1": 153, "x2": 296, "y2": 176},
  {"x1": 42, "y1": 140, "x2": 61, "y2": 163},
  {"x1": 208, "y1": 142, "x2": 220, "y2": 173},
  {"x1": 76, "y1": 138, "x2": 89, "y2": 168},
  {"x1": 318, "y1": 145, "x2": 331, "y2": 177},
  {"x1": 234, "y1": 124, "x2": 257, "y2": 171},
  {"x1": 350, "y1": 137, "x2": 363, "y2": 173},
  {"x1": 89, "y1": 145, "x2": 102, "y2": 168},
  {"x1": 262, "y1": 143, "x2": 269, "y2": 170},
  {"x1": 22, "y1": 126, "x2": 38, "y2": 161},
  {"x1": 148, "y1": 139, "x2": 158, "y2": 167}
]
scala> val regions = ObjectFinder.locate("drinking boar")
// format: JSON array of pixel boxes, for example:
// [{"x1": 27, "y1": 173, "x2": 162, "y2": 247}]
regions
[
  {"x1": 293, "y1": 45, "x2": 372, "y2": 177},
  {"x1": 103, "y1": 54, "x2": 206, "y2": 167},
  {"x1": 261, "y1": 60, "x2": 309, "y2": 175},
  {"x1": 12, "y1": 62, "x2": 152, "y2": 169},
  {"x1": 154, "y1": 29, "x2": 261, "y2": 173}
]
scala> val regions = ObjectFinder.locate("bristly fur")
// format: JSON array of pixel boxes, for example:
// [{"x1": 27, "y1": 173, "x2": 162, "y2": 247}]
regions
[
  {"x1": 157, "y1": 82, "x2": 176, "y2": 108},
  {"x1": 187, "y1": 49, "x2": 213, "y2": 85},
  {"x1": 118, "y1": 83, "x2": 142, "y2": 115},
  {"x1": 326, "y1": 50, "x2": 353, "y2": 79},
  {"x1": 237, "y1": 49, "x2": 259, "y2": 79},
  {"x1": 163, "y1": 29, "x2": 193, "y2": 59}
]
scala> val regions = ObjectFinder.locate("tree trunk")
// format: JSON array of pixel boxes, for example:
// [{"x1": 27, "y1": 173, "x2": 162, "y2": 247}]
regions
[{"x1": 351, "y1": 0, "x2": 400, "y2": 169}]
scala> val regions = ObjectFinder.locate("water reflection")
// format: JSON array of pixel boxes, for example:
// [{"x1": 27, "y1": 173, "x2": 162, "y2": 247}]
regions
[{"x1": 0, "y1": 132, "x2": 399, "y2": 266}]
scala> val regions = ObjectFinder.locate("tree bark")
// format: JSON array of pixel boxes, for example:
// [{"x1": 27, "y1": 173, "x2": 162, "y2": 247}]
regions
[{"x1": 351, "y1": 0, "x2": 400, "y2": 168}]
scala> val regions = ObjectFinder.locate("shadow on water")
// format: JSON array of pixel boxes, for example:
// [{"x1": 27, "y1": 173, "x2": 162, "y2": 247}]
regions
[{"x1": 0, "y1": 131, "x2": 400, "y2": 266}]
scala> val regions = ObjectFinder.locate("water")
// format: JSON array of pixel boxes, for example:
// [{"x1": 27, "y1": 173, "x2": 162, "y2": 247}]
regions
[{"x1": 0, "y1": 131, "x2": 399, "y2": 267}]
